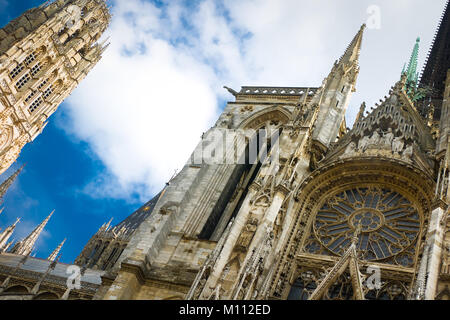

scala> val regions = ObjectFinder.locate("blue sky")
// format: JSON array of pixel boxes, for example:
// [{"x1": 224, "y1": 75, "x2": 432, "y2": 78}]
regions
[{"x1": 0, "y1": 0, "x2": 447, "y2": 263}]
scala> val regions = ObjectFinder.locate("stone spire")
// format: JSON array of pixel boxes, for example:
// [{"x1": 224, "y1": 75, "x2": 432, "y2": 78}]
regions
[
  {"x1": 339, "y1": 23, "x2": 366, "y2": 66},
  {"x1": 0, "y1": 217, "x2": 20, "y2": 251},
  {"x1": 10, "y1": 210, "x2": 54, "y2": 256},
  {"x1": 47, "y1": 238, "x2": 66, "y2": 262},
  {"x1": 402, "y1": 37, "x2": 421, "y2": 99},
  {"x1": 312, "y1": 24, "x2": 365, "y2": 153},
  {"x1": 0, "y1": 164, "x2": 24, "y2": 203}
]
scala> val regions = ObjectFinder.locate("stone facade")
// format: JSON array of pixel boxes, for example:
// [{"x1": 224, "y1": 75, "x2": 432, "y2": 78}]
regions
[
  {"x1": 90, "y1": 8, "x2": 449, "y2": 299},
  {"x1": 0, "y1": 253, "x2": 103, "y2": 300},
  {"x1": 92, "y1": 25, "x2": 369, "y2": 300},
  {"x1": 1, "y1": 0, "x2": 450, "y2": 301}
]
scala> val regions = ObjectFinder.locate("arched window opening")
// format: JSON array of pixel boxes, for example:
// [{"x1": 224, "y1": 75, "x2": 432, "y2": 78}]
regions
[
  {"x1": 199, "y1": 125, "x2": 282, "y2": 240},
  {"x1": 102, "y1": 245, "x2": 119, "y2": 270},
  {"x1": 33, "y1": 292, "x2": 59, "y2": 300},
  {"x1": 287, "y1": 277, "x2": 317, "y2": 300},
  {"x1": 3, "y1": 285, "x2": 29, "y2": 294}
]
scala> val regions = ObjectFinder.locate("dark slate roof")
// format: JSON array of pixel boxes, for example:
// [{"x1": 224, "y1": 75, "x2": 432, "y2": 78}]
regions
[
  {"x1": 114, "y1": 191, "x2": 162, "y2": 232},
  {"x1": 419, "y1": 0, "x2": 450, "y2": 118}
]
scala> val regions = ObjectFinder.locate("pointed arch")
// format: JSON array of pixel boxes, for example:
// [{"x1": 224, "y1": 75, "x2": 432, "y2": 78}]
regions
[
  {"x1": 238, "y1": 106, "x2": 291, "y2": 130},
  {"x1": 3, "y1": 285, "x2": 29, "y2": 294},
  {"x1": 33, "y1": 291, "x2": 59, "y2": 300}
]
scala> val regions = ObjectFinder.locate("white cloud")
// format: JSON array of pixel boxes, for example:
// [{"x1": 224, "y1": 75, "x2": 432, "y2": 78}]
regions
[{"x1": 62, "y1": 0, "x2": 447, "y2": 202}]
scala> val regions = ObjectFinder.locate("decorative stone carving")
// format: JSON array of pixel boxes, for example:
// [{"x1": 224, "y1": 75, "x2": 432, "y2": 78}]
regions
[
  {"x1": 0, "y1": 1, "x2": 110, "y2": 175},
  {"x1": 402, "y1": 144, "x2": 413, "y2": 160},
  {"x1": 294, "y1": 106, "x2": 310, "y2": 127},
  {"x1": 0, "y1": 125, "x2": 12, "y2": 150},
  {"x1": 217, "y1": 112, "x2": 234, "y2": 128},
  {"x1": 382, "y1": 128, "x2": 394, "y2": 147},
  {"x1": 392, "y1": 136, "x2": 405, "y2": 154},
  {"x1": 357, "y1": 135, "x2": 370, "y2": 152},
  {"x1": 368, "y1": 130, "x2": 381, "y2": 146},
  {"x1": 236, "y1": 218, "x2": 258, "y2": 250},
  {"x1": 240, "y1": 105, "x2": 254, "y2": 113},
  {"x1": 344, "y1": 141, "x2": 356, "y2": 155}
]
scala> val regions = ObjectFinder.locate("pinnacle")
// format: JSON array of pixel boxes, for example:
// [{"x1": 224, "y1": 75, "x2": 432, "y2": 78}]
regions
[
  {"x1": 48, "y1": 238, "x2": 66, "y2": 262},
  {"x1": 10, "y1": 210, "x2": 54, "y2": 256},
  {"x1": 339, "y1": 23, "x2": 366, "y2": 66},
  {"x1": 0, "y1": 164, "x2": 25, "y2": 201}
]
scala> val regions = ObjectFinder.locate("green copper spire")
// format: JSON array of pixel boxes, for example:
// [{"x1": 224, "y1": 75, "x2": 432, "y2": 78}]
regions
[{"x1": 402, "y1": 37, "x2": 421, "y2": 100}]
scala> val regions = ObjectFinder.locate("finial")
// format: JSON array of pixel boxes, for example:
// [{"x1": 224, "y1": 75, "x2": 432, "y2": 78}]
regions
[
  {"x1": 352, "y1": 223, "x2": 362, "y2": 246},
  {"x1": 105, "y1": 217, "x2": 113, "y2": 231},
  {"x1": 355, "y1": 102, "x2": 366, "y2": 124},
  {"x1": 401, "y1": 37, "x2": 421, "y2": 98},
  {"x1": 48, "y1": 238, "x2": 66, "y2": 262}
]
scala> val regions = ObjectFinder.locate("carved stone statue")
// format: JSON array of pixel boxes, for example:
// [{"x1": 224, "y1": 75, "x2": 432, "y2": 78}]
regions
[
  {"x1": 344, "y1": 141, "x2": 357, "y2": 156},
  {"x1": 369, "y1": 130, "x2": 381, "y2": 146},
  {"x1": 259, "y1": 161, "x2": 271, "y2": 177},
  {"x1": 357, "y1": 135, "x2": 370, "y2": 152},
  {"x1": 382, "y1": 128, "x2": 394, "y2": 147},
  {"x1": 295, "y1": 108, "x2": 310, "y2": 126},
  {"x1": 236, "y1": 218, "x2": 258, "y2": 250},
  {"x1": 217, "y1": 113, "x2": 234, "y2": 128},
  {"x1": 402, "y1": 144, "x2": 413, "y2": 159},
  {"x1": 392, "y1": 136, "x2": 404, "y2": 154}
]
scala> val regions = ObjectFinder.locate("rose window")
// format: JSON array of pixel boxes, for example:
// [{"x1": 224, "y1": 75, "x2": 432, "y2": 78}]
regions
[{"x1": 313, "y1": 186, "x2": 420, "y2": 262}]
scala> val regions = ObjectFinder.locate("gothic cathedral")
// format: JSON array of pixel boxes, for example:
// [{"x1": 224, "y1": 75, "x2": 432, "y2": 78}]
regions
[{"x1": 0, "y1": 0, "x2": 449, "y2": 301}]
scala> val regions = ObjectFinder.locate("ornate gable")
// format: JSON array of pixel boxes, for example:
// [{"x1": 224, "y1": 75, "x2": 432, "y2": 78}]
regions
[{"x1": 321, "y1": 77, "x2": 436, "y2": 174}]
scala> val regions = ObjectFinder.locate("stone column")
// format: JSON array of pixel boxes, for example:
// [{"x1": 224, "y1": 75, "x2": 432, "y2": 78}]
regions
[
  {"x1": 424, "y1": 200, "x2": 448, "y2": 299},
  {"x1": 264, "y1": 187, "x2": 289, "y2": 224},
  {"x1": 244, "y1": 187, "x2": 287, "y2": 259}
]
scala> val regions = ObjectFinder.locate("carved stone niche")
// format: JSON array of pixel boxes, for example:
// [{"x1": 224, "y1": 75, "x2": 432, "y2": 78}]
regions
[
  {"x1": 235, "y1": 217, "x2": 259, "y2": 251},
  {"x1": 309, "y1": 141, "x2": 327, "y2": 171}
]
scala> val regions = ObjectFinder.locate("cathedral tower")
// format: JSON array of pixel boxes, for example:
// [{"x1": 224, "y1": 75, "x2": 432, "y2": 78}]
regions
[{"x1": 0, "y1": 0, "x2": 110, "y2": 175}]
